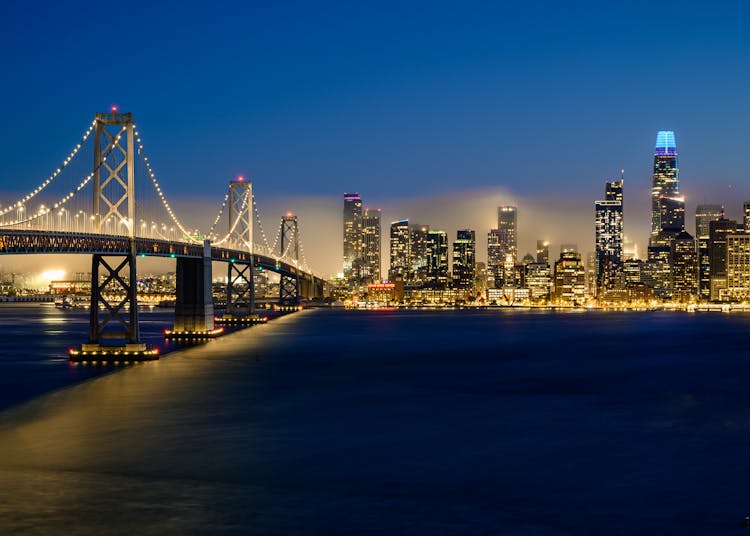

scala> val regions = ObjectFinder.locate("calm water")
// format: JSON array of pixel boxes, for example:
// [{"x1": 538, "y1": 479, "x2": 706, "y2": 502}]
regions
[{"x1": 1, "y1": 307, "x2": 750, "y2": 534}]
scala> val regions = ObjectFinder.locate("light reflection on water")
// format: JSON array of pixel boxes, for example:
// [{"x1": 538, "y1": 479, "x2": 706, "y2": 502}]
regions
[{"x1": 0, "y1": 309, "x2": 750, "y2": 533}]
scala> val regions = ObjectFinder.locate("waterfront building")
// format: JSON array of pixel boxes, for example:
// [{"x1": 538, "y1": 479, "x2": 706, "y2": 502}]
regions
[
  {"x1": 389, "y1": 219, "x2": 410, "y2": 281},
  {"x1": 366, "y1": 281, "x2": 403, "y2": 305},
  {"x1": 425, "y1": 230, "x2": 449, "y2": 289},
  {"x1": 726, "y1": 233, "x2": 750, "y2": 302},
  {"x1": 670, "y1": 231, "x2": 698, "y2": 302},
  {"x1": 452, "y1": 229, "x2": 476, "y2": 294},
  {"x1": 525, "y1": 262, "x2": 551, "y2": 303},
  {"x1": 361, "y1": 208, "x2": 381, "y2": 284},
  {"x1": 709, "y1": 218, "x2": 737, "y2": 301},
  {"x1": 595, "y1": 179, "x2": 624, "y2": 291},
  {"x1": 553, "y1": 251, "x2": 586, "y2": 305},
  {"x1": 695, "y1": 204, "x2": 725, "y2": 301},
  {"x1": 343, "y1": 193, "x2": 363, "y2": 283},
  {"x1": 536, "y1": 240, "x2": 550, "y2": 264}
]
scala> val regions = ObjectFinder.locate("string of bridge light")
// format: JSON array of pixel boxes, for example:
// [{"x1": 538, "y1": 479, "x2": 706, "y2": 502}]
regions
[
  {"x1": 0, "y1": 119, "x2": 96, "y2": 217},
  {"x1": 212, "y1": 189, "x2": 250, "y2": 246},
  {"x1": 206, "y1": 193, "x2": 230, "y2": 240},
  {"x1": 291, "y1": 218, "x2": 311, "y2": 271},
  {"x1": 251, "y1": 195, "x2": 275, "y2": 252},
  {"x1": 0, "y1": 139, "x2": 118, "y2": 228},
  {"x1": 133, "y1": 125, "x2": 201, "y2": 243}
]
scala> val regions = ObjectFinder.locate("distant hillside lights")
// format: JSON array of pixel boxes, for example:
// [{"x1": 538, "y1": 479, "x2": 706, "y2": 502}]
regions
[{"x1": 340, "y1": 130, "x2": 750, "y2": 307}]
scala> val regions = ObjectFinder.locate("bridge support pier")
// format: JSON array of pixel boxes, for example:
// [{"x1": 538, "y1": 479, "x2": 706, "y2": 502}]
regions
[
  {"x1": 278, "y1": 272, "x2": 300, "y2": 308},
  {"x1": 218, "y1": 258, "x2": 267, "y2": 326},
  {"x1": 167, "y1": 240, "x2": 221, "y2": 340},
  {"x1": 70, "y1": 238, "x2": 158, "y2": 361}
]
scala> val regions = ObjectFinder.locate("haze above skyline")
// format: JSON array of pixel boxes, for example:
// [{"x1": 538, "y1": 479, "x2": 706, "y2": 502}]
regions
[{"x1": 2, "y1": 1, "x2": 750, "y2": 276}]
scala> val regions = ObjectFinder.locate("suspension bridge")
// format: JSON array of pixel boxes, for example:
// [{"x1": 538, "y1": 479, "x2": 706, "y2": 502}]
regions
[{"x1": 0, "y1": 109, "x2": 325, "y2": 359}]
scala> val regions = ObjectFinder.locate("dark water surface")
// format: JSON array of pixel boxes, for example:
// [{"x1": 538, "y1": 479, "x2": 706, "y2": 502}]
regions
[{"x1": 1, "y1": 308, "x2": 749, "y2": 534}]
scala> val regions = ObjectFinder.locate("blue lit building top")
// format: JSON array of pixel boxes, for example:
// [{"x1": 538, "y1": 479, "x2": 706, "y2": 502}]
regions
[{"x1": 654, "y1": 131, "x2": 677, "y2": 156}]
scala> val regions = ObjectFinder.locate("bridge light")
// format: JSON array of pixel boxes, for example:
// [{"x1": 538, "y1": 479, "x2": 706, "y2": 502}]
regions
[{"x1": 111, "y1": 104, "x2": 118, "y2": 113}]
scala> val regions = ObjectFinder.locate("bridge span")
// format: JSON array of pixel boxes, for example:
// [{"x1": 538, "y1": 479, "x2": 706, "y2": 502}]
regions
[{"x1": 0, "y1": 110, "x2": 326, "y2": 359}]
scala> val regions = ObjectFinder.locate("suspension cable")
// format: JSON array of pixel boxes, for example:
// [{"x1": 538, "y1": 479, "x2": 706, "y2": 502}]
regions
[{"x1": 0, "y1": 119, "x2": 96, "y2": 217}]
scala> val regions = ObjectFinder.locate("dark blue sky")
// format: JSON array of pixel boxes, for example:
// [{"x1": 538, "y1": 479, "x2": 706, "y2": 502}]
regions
[{"x1": 2, "y1": 1, "x2": 750, "y2": 272}]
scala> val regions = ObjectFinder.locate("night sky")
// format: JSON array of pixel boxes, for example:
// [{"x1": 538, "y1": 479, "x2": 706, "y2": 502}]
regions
[{"x1": 2, "y1": 1, "x2": 750, "y2": 275}]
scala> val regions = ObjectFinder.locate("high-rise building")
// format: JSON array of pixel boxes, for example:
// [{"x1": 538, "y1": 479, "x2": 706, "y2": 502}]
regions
[
  {"x1": 425, "y1": 230, "x2": 449, "y2": 288},
  {"x1": 595, "y1": 179, "x2": 624, "y2": 291},
  {"x1": 525, "y1": 262, "x2": 551, "y2": 303},
  {"x1": 497, "y1": 206, "x2": 518, "y2": 264},
  {"x1": 553, "y1": 251, "x2": 586, "y2": 305},
  {"x1": 709, "y1": 218, "x2": 737, "y2": 301},
  {"x1": 362, "y1": 208, "x2": 381, "y2": 283},
  {"x1": 695, "y1": 204, "x2": 724, "y2": 301},
  {"x1": 389, "y1": 220, "x2": 410, "y2": 281},
  {"x1": 536, "y1": 240, "x2": 550, "y2": 264},
  {"x1": 343, "y1": 193, "x2": 364, "y2": 283},
  {"x1": 487, "y1": 229, "x2": 503, "y2": 288},
  {"x1": 744, "y1": 202, "x2": 750, "y2": 231},
  {"x1": 409, "y1": 224, "x2": 430, "y2": 286},
  {"x1": 650, "y1": 131, "x2": 681, "y2": 243},
  {"x1": 452, "y1": 229, "x2": 476, "y2": 293},
  {"x1": 671, "y1": 231, "x2": 698, "y2": 302},
  {"x1": 726, "y1": 233, "x2": 750, "y2": 302}
]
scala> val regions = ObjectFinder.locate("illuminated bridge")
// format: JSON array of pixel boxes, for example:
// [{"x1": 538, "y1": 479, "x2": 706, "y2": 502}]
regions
[{"x1": 0, "y1": 109, "x2": 325, "y2": 358}]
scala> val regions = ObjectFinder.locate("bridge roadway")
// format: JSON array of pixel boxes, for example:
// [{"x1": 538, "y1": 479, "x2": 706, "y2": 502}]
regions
[{"x1": 0, "y1": 229, "x2": 324, "y2": 289}]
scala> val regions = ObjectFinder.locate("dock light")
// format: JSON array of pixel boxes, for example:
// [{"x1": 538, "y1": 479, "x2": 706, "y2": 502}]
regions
[{"x1": 170, "y1": 253, "x2": 176, "y2": 258}]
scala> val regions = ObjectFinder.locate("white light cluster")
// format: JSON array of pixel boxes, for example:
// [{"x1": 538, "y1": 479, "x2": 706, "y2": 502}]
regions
[{"x1": 0, "y1": 120, "x2": 96, "y2": 217}]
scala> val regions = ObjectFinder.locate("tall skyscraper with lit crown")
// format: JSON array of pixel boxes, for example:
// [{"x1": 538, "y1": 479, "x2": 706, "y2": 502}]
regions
[{"x1": 650, "y1": 131, "x2": 684, "y2": 243}]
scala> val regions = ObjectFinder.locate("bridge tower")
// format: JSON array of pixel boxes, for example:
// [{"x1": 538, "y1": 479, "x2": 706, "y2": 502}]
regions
[
  {"x1": 278, "y1": 213, "x2": 300, "y2": 306},
  {"x1": 225, "y1": 178, "x2": 256, "y2": 318},
  {"x1": 85, "y1": 110, "x2": 148, "y2": 355}
]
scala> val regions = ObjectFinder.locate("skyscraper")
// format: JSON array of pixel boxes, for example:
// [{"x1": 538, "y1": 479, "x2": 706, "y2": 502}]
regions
[
  {"x1": 650, "y1": 131, "x2": 683, "y2": 243},
  {"x1": 497, "y1": 206, "x2": 518, "y2": 264},
  {"x1": 671, "y1": 231, "x2": 698, "y2": 302},
  {"x1": 487, "y1": 229, "x2": 503, "y2": 288},
  {"x1": 409, "y1": 224, "x2": 430, "y2": 286},
  {"x1": 553, "y1": 251, "x2": 586, "y2": 305},
  {"x1": 487, "y1": 205, "x2": 517, "y2": 288},
  {"x1": 425, "y1": 230, "x2": 449, "y2": 288},
  {"x1": 726, "y1": 233, "x2": 750, "y2": 302},
  {"x1": 709, "y1": 218, "x2": 737, "y2": 301},
  {"x1": 744, "y1": 202, "x2": 750, "y2": 230},
  {"x1": 389, "y1": 219, "x2": 410, "y2": 281},
  {"x1": 452, "y1": 229, "x2": 476, "y2": 293},
  {"x1": 362, "y1": 208, "x2": 381, "y2": 283},
  {"x1": 695, "y1": 204, "x2": 724, "y2": 301},
  {"x1": 343, "y1": 193, "x2": 363, "y2": 282},
  {"x1": 595, "y1": 178, "x2": 624, "y2": 291}
]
